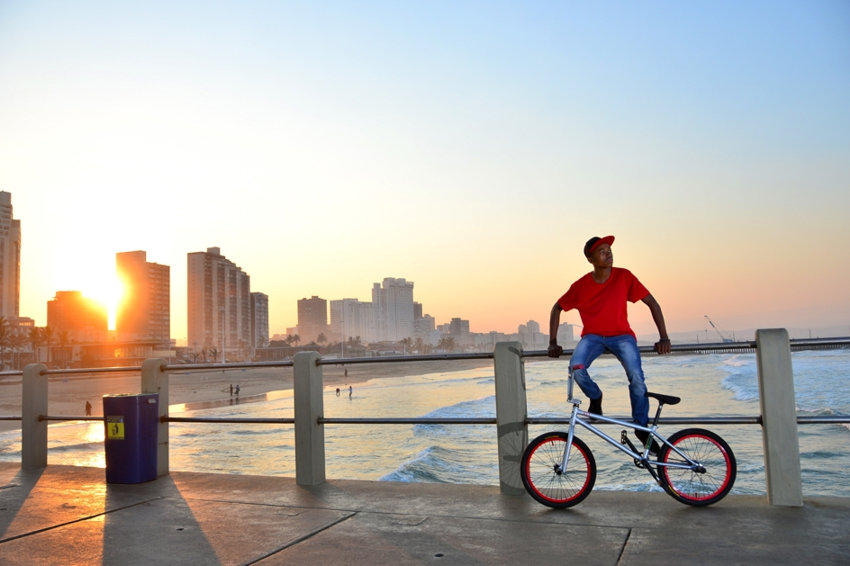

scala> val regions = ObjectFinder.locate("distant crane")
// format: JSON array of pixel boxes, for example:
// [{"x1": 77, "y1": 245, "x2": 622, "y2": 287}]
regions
[{"x1": 704, "y1": 315, "x2": 734, "y2": 343}]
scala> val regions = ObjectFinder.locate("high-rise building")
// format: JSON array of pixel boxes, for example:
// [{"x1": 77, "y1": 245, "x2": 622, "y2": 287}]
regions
[
  {"x1": 330, "y1": 298, "x2": 375, "y2": 343},
  {"x1": 47, "y1": 290, "x2": 108, "y2": 343},
  {"x1": 0, "y1": 191, "x2": 21, "y2": 319},
  {"x1": 187, "y1": 247, "x2": 251, "y2": 360},
  {"x1": 251, "y1": 292, "x2": 269, "y2": 349},
  {"x1": 297, "y1": 296, "x2": 327, "y2": 343},
  {"x1": 115, "y1": 251, "x2": 170, "y2": 348},
  {"x1": 372, "y1": 277, "x2": 414, "y2": 341}
]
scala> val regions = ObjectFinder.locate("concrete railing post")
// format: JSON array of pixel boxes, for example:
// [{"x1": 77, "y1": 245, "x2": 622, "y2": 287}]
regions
[
  {"x1": 756, "y1": 328, "x2": 803, "y2": 507},
  {"x1": 493, "y1": 342, "x2": 528, "y2": 495},
  {"x1": 141, "y1": 358, "x2": 169, "y2": 477},
  {"x1": 22, "y1": 364, "x2": 48, "y2": 470},
  {"x1": 294, "y1": 351, "x2": 325, "y2": 485}
]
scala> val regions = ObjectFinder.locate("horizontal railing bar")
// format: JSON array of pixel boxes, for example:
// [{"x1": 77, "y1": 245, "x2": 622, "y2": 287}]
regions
[
  {"x1": 797, "y1": 416, "x2": 850, "y2": 424},
  {"x1": 316, "y1": 352, "x2": 495, "y2": 366},
  {"x1": 164, "y1": 360, "x2": 294, "y2": 371},
  {"x1": 8, "y1": 336, "x2": 845, "y2": 379},
  {"x1": 528, "y1": 416, "x2": 764, "y2": 425},
  {"x1": 19, "y1": 414, "x2": 850, "y2": 426},
  {"x1": 166, "y1": 416, "x2": 295, "y2": 424},
  {"x1": 42, "y1": 365, "x2": 143, "y2": 376},
  {"x1": 37, "y1": 416, "x2": 103, "y2": 423},
  {"x1": 319, "y1": 417, "x2": 498, "y2": 424}
]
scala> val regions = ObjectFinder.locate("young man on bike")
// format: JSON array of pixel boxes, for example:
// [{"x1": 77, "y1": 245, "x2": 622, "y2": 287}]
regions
[{"x1": 547, "y1": 235, "x2": 671, "y2": 451}]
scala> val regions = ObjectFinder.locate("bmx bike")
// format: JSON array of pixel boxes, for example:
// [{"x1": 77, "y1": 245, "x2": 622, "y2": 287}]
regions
[{"x1": 520, "y1": 372, "x2": 737, "y2": 508}]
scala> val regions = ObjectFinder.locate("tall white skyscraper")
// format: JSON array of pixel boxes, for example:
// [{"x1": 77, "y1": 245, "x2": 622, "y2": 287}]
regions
[
  {"x1": 0, "y1": 191, "x2": 21, "y2": 319},
  {"x1": 330, "y1": 298, "x2": 375, "y2": 343},
  {"x1": 372, "y1": 277, "x2": 415, "y2": 341},
  {"x1": 251, "y1": 292, "x2": 269, "y2": 349},
  {"x1": 187, "y1": 247, "x2": 251, "y2": 359}
]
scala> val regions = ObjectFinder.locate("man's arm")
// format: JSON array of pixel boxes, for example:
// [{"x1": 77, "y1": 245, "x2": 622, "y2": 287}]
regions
[
  {"x1": 641, "y1": 294, "x2": 671, "y2": 354},
  {"x1": 548, "y1": 303, "x2": 564, "y2": 357}
]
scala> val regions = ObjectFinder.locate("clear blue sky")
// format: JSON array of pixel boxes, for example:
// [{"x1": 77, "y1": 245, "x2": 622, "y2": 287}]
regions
[{"x1": 1, "y1": 1, "x2": 848, "y2": 343}]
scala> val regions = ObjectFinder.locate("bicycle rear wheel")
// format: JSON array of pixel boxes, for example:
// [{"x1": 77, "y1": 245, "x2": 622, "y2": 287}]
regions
[
  {"x1": 520, "y1": 431, "x2": 596, "y2": 508},
  {"x1": 658, "y1": 428, "x2": 736, "y2": 506}
]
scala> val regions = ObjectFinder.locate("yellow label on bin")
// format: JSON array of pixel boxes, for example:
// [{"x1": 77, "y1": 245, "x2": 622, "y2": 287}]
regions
[{"x1": 106, "y1": 416, "x2": 125, "y2": 440}]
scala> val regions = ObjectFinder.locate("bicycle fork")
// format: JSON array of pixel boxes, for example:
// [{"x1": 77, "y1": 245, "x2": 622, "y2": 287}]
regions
[{"x1": 557, "y1": 399, "x2": 582, "y2": 474}]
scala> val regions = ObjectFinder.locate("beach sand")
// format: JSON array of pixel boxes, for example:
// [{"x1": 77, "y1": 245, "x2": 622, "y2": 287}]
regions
[{"x1": 0, "y1": 358, "x2": 493, "y2": 432}]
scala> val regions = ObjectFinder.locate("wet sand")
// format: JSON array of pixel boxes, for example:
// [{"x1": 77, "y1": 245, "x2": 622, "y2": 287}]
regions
[{"x1": 0, "y1": 359, "x2": 492, "y2": 432}]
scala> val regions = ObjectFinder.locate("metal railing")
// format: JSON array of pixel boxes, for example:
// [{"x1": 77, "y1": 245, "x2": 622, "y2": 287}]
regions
[
  {"x1": 6, "y1": 333, "x2": 850, "y2": 506},
  {"x1": 4, "y1": 337, "x2": 849, "y2": 430}
]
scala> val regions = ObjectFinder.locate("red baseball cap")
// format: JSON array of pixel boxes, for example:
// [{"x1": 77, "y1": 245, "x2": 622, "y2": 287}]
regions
[{"x1": 584, "y1": 235, "x2": 615, "y2": 258}]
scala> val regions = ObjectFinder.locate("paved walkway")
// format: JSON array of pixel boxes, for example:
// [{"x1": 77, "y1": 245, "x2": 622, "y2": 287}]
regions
[{"x1": 1, "y1": 462, "x2": 848, "y2": 565}]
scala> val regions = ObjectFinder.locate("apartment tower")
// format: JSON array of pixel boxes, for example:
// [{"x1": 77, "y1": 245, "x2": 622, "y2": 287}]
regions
[
  {"x1": 187, "y1": 247, "x2": 251, "y2": 360},
  {"x1": 0, "y1": 191, "x2": 21, "y2": 318},
  {"x1": 250, "y1": 292, "x2": 269, "y2": 349},
  {"x1": 115, "y1": 251, "x2": 170, "y2": 348},
  {"x1": 297, "y1": 296, "x2": 327, "y2": 344},
  {"x1": 372, "y1": 277, "x2": 414, "y2": 342}
]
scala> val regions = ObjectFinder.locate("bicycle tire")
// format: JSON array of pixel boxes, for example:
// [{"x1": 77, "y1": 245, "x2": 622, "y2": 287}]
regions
[
  {"x1": 520, "y1": 431, "x2": 596, "y2": 508},
  {"x1": 657, "y1": 428, "x2": 736, "y2": 506}
]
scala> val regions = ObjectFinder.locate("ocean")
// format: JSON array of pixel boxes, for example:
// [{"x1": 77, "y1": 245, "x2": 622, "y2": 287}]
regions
[{"x1": 2, "y1": 349, "x2": 848, "y2": 497}]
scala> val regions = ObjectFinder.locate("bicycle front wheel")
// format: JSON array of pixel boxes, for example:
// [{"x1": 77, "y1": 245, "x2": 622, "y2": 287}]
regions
[
  {"x1": 658, "y1": 428, "x2": 736, "y2": 506},
  {"x1": 520, "y1": 431, "x2": 596, "y2": 508}
]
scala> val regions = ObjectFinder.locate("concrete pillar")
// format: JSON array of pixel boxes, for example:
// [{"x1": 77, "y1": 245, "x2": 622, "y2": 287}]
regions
[
  {"x1": 294, "y1": 351, "x2": 325, "y2": 485},
  {"x1": 756, "y1": 329, "x2": 803, "y2": 506},
  {"x1": 494, "y1": 342, "x2": 528, "y2": 495},
  {"x1": 141, "y1": 358, "x2": 169, "y2": 477},
  {"x1": 22, "y1": 364, "x2": 48, "y2": 470}
]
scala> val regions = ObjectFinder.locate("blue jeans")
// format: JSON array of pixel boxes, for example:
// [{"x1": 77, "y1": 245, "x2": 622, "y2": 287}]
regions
[{"x1": 569, "y1": 334, "x2": 649, "y2": 426}]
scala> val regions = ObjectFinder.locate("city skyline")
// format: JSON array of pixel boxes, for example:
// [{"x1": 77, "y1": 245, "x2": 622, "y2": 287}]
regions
[{"x1": 2, "y1": 2, "x2": 848, "y2": 342}]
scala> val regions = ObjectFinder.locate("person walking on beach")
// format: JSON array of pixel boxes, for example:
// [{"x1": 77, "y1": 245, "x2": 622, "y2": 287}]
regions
[
  {"x1": 547, "y1": 235, "x2": 671, "y2": 451},
  {"x1": 85, "y1": 401, "x2": 92, "y2": 416}
]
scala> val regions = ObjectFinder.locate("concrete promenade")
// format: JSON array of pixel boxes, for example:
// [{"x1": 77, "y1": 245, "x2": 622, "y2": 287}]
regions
[{"x1": 1, "y1": 463, "x2": 848, "y2": 565}]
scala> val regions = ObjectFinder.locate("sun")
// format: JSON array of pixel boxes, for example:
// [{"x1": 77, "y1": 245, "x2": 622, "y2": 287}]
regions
[{"x1": 81, "y1": 269, "x2": 125, "y2": 331}]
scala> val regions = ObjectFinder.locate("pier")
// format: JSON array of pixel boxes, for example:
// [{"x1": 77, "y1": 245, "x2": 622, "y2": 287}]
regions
[
  {"x1": 1, "y1": 462, "x2": 848, "y2": 565},
  {"x1": 2, "y1": 331, "x2": 850, "y2": 563}
]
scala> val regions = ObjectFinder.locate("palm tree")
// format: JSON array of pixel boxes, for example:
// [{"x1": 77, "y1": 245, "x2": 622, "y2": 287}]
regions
[
  {"x1": 43, "y1": 326, "x2": 54, "y2": 365},
  {"x1": 59, "y1": 330, "x2": 70, "y2": 368},
  {"x1": 29, "y1": 327, "x2": 43, "y2": 363},
  {"x1": 11, "y1": 327, "x2": 27, "y2": 369},
  {"x1": 437, "y1": 336, "x2": 456, "y2": 353}
]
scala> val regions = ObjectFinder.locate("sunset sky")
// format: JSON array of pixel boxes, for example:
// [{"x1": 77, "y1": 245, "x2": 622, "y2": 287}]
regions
[{"x1": 2, "y1": 1, "x2": 848, "y2": 345}]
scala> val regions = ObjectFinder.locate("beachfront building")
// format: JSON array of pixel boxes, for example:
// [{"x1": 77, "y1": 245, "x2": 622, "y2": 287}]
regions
[
  {"x1": 251, "y1": 292, "x2": 269, "y2": 350},
  {"x1": 372, "y1": 277, "x2": 415, "y2": 342},
  {"x1": 447, "y1": 317, "x2": 473, "y2": 347},
  {"x1": 47, "y1": 291, "x2": 108, "y2": 344},
  {"x1": 518, "y1": 320, "x2": 547, "y2": 350},
  {"x1": 0, "y1": 191, "x2": 21, "y2": 319},
  {"x1": 115, "y1": 251, "x2": 171, "y2": 350},
  {"x1": 187, "y1": 247, "x2": 251, "y2": 361},
  {"x1": 329, "y1": 298, "x2": 375, "y2": 344},
  {"x1": 297, "y1": 295, "x2": 328, "y2": 344}
]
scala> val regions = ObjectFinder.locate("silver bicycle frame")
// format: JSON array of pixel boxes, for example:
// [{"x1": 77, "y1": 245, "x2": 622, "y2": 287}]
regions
[{"x1": 560, "y1": 372, "x2": 701, "y2": 474}]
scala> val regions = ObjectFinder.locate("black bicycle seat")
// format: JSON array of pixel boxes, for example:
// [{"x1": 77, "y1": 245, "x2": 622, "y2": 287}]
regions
[{"x1": 647, "y1": 392, "x2": 681, "y2": 405}]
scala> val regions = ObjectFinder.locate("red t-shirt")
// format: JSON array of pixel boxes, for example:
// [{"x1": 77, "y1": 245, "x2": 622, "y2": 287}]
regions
[{"x1": 557, "y1": 267, "x2": 650, "y2": 338}]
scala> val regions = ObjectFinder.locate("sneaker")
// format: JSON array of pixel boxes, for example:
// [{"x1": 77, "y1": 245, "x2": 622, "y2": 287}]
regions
[
  {"x1": 588, "y1": 393, "x2": 603, "y2": 417},
  {"x1": 635, "y1": 429, "x2": 661, "y2": 456}
]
